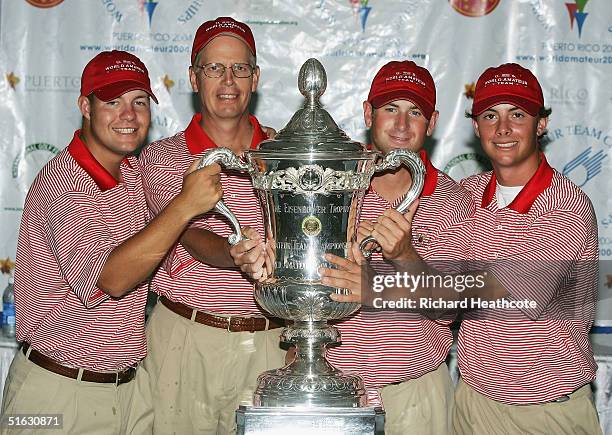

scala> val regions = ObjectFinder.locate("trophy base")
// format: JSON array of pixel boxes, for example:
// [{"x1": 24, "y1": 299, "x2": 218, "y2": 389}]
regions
[
  {"x1": 236, "y1": 404, "x2": 385, "y2": 434},
  {"x1": 253, "y1": 368, "x2": 368, "y2": 408}
]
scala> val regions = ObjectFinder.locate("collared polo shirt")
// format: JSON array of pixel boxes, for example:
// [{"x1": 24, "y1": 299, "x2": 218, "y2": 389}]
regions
[
  {"x1": 15, "y1": 131, "x2": 149, "y2": 371},
  {"x1": 327, "y1": 150, "x2": 475, "y2": 388},
  {"x1": 457, "y1": 154, "x2": 598, "y2": 404},
  {"x1": 139, "y1": 113, "x2": 269, "y2": 315}
]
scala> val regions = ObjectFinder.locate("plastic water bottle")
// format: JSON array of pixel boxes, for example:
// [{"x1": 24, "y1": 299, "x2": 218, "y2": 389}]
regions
[{"x1": 2, "y1": 277, "x2": 15, "y2": 338}]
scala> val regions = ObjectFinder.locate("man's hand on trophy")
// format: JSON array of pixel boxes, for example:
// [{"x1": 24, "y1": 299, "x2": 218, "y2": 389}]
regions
[
  {"x1": 285, "y1": 346, "x2": 297, "y2": 365},
  {"x1": 229, "y1": 227, "x2": 268, "y2": 281},
  {"x1": 370, "y1": 200, "x2": 420, "y2": 263},
  {"x1": 261, "y1": 125, "x2": 277, "y2": 139},
  {"x1": 262, "y1": 236, "x2": 276, "y2": 281},
  {"x1": 320, "y1": 242, "x2": 374, "y2": 304},
  {"x1": 356, "y1": 220, "x2": 381, "y2": 253},
  {"x1": 176, "y1": 161, "x2": 223, "y2": 217}
]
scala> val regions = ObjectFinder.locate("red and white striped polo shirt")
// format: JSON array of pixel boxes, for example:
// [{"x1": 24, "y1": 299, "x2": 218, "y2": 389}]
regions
[
  {"x1": 14, "y1": 131, "x2": 150, "y2": 371},
  {"x1": 139, "y1": 114, "x2": 269, "y2": 315},
  {"x1": 457, "y1": 154, "x2": 598, "y2": 404},
  {"x1": 327, "y1": 151, "x2": 475, "y2": 388}
]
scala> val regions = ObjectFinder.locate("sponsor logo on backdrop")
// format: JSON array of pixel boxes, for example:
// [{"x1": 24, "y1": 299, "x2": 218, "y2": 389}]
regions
[
  {"x1": 449, "y1": 0, "x2": 500, "y2": 17},
  {"x1": 166, "y1": 78, "x2": 193, "y2": 94},
  {"x1": 139, "y1": 0, "x2": 158, "y2": 26},
  {"x1": 522, "y1": 1, "x2": 611, "y2": 65},
  {"x1": 25, "y1": 0, "x2": 64, "y2": 8},
  {"x1": 601, "y1": 236, "x2": 612, "y2": 257},
  {"x1": 152, "y1": 115, "x2": 180, "y2": 130},
  {"x1": 547, "y1": 85, "x2": 588, "y2": 106},
  {"x1": 601, "y1": 212, "x2": 612, "y2": 230},
  {"x1": 350, "y1": 1, "x2": 372, "y2": 31},
  {"x1": 443, "y1": 153, "x2": 492, "y2": 180},
  {"x1": 601, "y1": 232, "x2": 612, "y2": 257},
  {"x1": 565, "y1": 0, "x2": 590, "y2": 38},
  {"x1": 162, "y1": 74, "x2": 174, "y2": 92},
  {"x1": 82, "y1": 31, "x2": 193, "y2": 55},
  {"x1": 546, "y1": 124, "x2": 611, "y2": 187},
  {"x1": 562, "y1": 147, "x2": 607, "y2": 187},
  {"x1": 315, "y1": 1, "x2": 338, "y2": 27},
  {"x1": 528, "y1": 0, "x2": 554, "y2": 32},
  {"x1": 6, "y1": 73, "x2": 19, "y2": 90},
  {"x1": 325, "y1": 32, "x2": 426, "y2": 59},
  {"x1": 12, "y1": 143, "x2": 61, "y2": 198},
  {"x1": 24, "y1": 75, "x2": 80, "y2": 93},
  {"x1": 150, "y1": 115, "x2": 182, "y2": 142},
  {"x1": 178, "y1": 0, "x2": 205, "y2": 23},
  {"x1": 101, "y1": 0, "x2": 123, "y2": 23}
]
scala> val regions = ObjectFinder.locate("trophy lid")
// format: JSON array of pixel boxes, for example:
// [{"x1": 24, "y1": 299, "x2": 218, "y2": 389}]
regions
[{"x1": 256, "y1": 58, "x2": 366, "y2": 154}]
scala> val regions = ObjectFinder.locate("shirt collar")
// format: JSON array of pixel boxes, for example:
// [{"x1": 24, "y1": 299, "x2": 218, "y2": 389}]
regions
[
  {"x1": 481, "y1": 152, "x2": 554, "y2": 214},
  {"x1": 184, "y1": 113, "x2": 267, "y2": 155},
  {"x1": 67, "y1": 130, "x2": 130, "y2": 192},
  {"x1": 419, "y1": 150, "x2": 438, "y2": 197}
]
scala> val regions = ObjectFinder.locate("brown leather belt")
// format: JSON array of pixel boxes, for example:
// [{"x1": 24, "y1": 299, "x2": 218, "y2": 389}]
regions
[
  {"x1": 21, "y1": 342, "x2": 136, "y2": 385},
  {"x1": 159, "y1": 296, "x2": 284, "y2": 332}
]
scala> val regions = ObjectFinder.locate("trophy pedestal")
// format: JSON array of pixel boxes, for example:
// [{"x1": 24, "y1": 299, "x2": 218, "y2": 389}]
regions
[
  {"x1": 253, "y1": 323, "x2": 368, "y2": 408},
  {"x1": 236, "y1": 404, "x2": 385, "y2": 434}
]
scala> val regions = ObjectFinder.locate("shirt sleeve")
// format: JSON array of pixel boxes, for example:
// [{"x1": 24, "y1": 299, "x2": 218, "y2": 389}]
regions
[
  {"x1": 139, "y1": 158, "x2": 183, "y2": 216},
  {"x1": 139, "y1": 149, "x2": 215, "y2": 276},
  {"x1": 44, "y1": 191, "x2": 117, "y2": 308},
  {"x1": 488, "y1": 209, "x2": 598, "y2": 321}
]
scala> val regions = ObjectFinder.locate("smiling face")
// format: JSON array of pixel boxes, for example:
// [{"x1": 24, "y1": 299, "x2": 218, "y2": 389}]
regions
[
  {"x1": 189, "y1": 35, "x2": 259, "y2": 122},
  {"x1": 473, "y1": 103, "x2": 548, "y2": 185},
  {"x1": 364, "y1": 99, "x2": 438, "y2": 154},
  {"x1": 78, "y1": 89, "x2": 151, "y2": 170}
]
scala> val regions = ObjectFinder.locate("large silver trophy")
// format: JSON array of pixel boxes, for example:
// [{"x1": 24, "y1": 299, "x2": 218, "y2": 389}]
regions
[{"x1": 200, "y1": 59, "x2": 424, "y2": 433}]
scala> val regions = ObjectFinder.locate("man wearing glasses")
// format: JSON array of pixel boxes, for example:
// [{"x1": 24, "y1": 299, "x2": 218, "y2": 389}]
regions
[{"x1": 139, "y1": 17, "x2": 285, "y2": 434}]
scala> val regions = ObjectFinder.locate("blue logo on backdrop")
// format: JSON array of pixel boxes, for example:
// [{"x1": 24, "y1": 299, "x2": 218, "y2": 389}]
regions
[
  {"x1": 546, "y1": 124, "x2": 611, "y2": 188},
  {"x1": 139, "y1": 0, "x2": 158, "y2": 26},
  {"x1": 350, "y1": 1, "x2": 372, "y2": 31},
  {"x1": 562, "y1": 147, "x2": 607, "y2": 187}
]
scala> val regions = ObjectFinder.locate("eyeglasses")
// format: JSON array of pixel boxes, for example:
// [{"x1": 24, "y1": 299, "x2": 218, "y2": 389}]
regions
[{"x1": 193, "y1": 62, "x2": 255, "y2": 79}]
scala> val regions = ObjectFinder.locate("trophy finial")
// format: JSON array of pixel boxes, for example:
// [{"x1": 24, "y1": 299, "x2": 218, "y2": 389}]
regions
[
  {"x1": 298, "y1": 58, "x2": 327, "y2": 106},
  {"x1": 257, "y1": 57, "x2": 363, "y2": 152}
]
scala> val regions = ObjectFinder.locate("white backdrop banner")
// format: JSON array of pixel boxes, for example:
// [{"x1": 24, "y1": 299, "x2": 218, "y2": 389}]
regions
[{"x1": 0, "y1": 0, "x2": 611, "y2": 324}]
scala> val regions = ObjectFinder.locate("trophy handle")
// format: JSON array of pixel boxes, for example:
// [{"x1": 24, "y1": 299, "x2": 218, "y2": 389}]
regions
[
  {"x1": 359, "y1": 149, "x2": 426, "y2": 258},
  {"x1": 198, "y1": 148, "x2": 252, "y2": 246}
]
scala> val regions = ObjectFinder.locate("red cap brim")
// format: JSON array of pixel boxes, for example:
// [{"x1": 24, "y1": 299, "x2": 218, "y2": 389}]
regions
[
  {"x1": 93, "y1": 81, "x2": 158, "y2": 104},
  {"x1": 472, "y1": 94, "x2": 540, "y2": 117},
  {"x1": 370, "y1": 90, "x2": 434, "y2": 120}
]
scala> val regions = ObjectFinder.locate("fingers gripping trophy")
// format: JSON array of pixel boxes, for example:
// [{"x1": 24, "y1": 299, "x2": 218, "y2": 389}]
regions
[{"x1": 200, "y1": 59, "x2": 424, "y2": 432}]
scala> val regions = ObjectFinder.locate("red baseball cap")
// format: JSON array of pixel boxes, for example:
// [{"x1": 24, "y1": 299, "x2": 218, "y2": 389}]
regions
[
  {"x1": 80, "y1": 51, "x2": 158, "y2": 103},
  {"x1": 367, "y1": 61, "x2": 436, "y2": 120},
  {"x1": 472, "y1": 63, "x2": 543, "y2": 116},
  {"x1": 191, "y1": 17, "x2": 256, "y2": 64}
]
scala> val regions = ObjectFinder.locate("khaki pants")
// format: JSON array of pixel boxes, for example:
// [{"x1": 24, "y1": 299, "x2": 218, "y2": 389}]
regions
[
  {"x1": 453, "y1": 378, "x2": 603, "y2": 435},
  {"x1": 1, "y1": 349, "x2": 153, "y2": 435},
  {"x1": 144, "y1": 301, "x2": 286, "y2": 435},
  {"x1": 379, "y1": 362, "x2": 454, "y2": 435}
]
